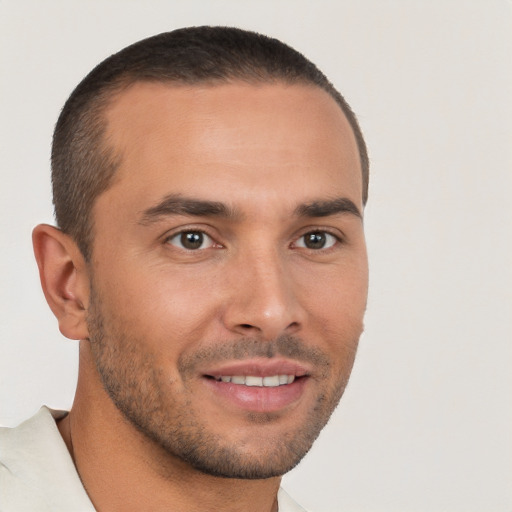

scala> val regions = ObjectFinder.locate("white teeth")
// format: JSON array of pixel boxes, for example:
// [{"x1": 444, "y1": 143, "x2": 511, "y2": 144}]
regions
[
  {"x1": 263, "y1": 375, "x2": 280, "y2": 387},
  {"x1": 216, "y1": 374, "x2": 296, "y2": 387},
  {"x1": 245, "y1": 376, "x2": 263, "y2": 386}
]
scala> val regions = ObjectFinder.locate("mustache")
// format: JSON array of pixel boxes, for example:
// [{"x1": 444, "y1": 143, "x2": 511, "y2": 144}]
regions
[{"x1": 177, "y1": 335, "x2": 331, "y2": 378}]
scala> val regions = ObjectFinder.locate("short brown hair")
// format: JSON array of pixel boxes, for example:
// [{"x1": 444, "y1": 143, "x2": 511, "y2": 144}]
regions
[{"x1": 51, "y1": 26, "x2": 369, "y2": 259}]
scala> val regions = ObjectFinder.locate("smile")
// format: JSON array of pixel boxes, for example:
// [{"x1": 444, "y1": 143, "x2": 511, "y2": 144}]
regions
[
  {"x1": 212, "y1": 375, "x2": 295, "y2": 387},
  {"x1": 200, "y1": 359, "x2": 311, "y2": 412}
]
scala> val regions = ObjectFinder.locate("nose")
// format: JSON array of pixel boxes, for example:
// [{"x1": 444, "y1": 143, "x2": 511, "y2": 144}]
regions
[{"x1": 221, "y1": 248, "x2": 305, "y2": 340}]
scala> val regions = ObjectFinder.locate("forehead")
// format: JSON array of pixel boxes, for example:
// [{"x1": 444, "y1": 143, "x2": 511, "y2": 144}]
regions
[{"x1": 99, "y1": 81, "x2": 362, "y2": 214}]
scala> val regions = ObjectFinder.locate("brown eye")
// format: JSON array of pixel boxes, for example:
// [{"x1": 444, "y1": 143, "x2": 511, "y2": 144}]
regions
[
  {"x1": 305, "y1": 232, "x2": 326, "y2": 249},
  {"x1": 295, "y1": 231, "x2": 337, "y2": 250},
  {"x1": 167, "y1": 231, "x2": 214, "y2": 250}
]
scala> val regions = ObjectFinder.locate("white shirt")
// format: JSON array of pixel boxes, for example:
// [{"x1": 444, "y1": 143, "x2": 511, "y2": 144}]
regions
[{"x1": 0, "y1": 407, "x2": 306, "y2": 511}]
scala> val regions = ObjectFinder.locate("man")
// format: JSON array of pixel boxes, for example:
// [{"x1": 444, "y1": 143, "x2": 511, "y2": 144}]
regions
[{"x1": 0, "y1": 26, "x2": 369, "y2": 511}]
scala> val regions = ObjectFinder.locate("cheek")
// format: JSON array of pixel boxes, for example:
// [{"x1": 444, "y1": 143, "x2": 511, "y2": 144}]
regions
[
  {"x1": 297, "y1": 262, "x2": 368, "y2": 376},
  {"x1": 98, "y1": 262, "x2": 223, "y2": 347},
  {"x1": 302, "y1": 259, "x2": 368, "y2": 323}
]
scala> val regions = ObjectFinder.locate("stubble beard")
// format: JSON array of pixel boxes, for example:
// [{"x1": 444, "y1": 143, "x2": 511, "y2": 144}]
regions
[{"x1": 86, "y1": 285, "x2": 358, "y2": 479}]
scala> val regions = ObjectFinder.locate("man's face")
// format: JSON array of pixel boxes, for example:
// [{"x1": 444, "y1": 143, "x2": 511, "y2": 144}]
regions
[{"x1": 85, "y1": 81, "x2": 368, "y2": 478}]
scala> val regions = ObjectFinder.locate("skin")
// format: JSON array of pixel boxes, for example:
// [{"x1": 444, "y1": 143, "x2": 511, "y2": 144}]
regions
[{"x1": 33, "y1": 81, "x2": 368, "y2": 512}]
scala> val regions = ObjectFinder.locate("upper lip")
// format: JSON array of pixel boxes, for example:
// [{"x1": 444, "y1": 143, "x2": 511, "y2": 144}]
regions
[{"x1": 202, "y1": 358, "x2": 311, "y2": 379}]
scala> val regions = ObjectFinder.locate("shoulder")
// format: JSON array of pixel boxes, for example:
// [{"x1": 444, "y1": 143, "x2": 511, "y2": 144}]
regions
[
  {"x1": 0, "y1": 407, "x2": 94, "y2": 512},
  {"x1": 277, "y1": 487, "x2": 309, "y2": 512}
]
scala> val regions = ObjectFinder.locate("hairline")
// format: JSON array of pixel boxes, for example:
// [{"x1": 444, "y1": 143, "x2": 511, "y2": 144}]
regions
[{"x1": 72, "y1": 75, "x2": 367, "y2": 260}]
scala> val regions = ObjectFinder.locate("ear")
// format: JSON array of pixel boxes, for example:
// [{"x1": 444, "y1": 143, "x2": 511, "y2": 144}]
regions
[{"x1": 32, "y1": 224, "x2": 90, "y2": 340}]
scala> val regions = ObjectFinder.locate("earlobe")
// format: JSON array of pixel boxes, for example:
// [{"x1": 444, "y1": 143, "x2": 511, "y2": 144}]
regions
[{"x1": 32, "y1": 224, "x2": 90, "y2": 340}]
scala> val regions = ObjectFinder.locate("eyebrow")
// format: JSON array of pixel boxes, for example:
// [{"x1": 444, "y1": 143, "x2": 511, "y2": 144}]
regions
[
  {"x1": 139, "y1": 194, "x2": 240, "y2": 225},
  {"x1": 139, "y1": 194, "x2": 362, "y2": 225},
  {"x1": 294, "y1": 198, "x2": 362, "y2": 219}
]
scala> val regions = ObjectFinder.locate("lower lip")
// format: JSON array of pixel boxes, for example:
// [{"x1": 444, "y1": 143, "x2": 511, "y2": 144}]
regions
[{"x1": 203, "y1": 377, "x2": 307, "y2": 413}]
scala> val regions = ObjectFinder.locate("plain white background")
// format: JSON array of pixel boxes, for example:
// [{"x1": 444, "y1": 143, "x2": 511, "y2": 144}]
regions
[{"x1": 1, "y1": 1, "x2": 511, "y2": 511}]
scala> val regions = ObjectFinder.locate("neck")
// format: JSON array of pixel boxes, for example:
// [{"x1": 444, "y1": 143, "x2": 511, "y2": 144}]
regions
[{"x1": 59, "y1": 353, "x2": 281, "y2": 512}]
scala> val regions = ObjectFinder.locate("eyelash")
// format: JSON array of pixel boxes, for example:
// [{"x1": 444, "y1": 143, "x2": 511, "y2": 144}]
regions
[
  {"x1": 292, "y1": 230, "x2": 341, "y2": 251},
  {"x1": 163, "y1": 228, "x2": 343, "y2": 252},
  {"x1": 165, "y1": 229, "x2": 220, "y2": 251}
]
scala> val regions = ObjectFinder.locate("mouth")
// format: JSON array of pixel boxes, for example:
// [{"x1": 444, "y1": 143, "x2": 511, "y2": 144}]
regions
[
  {"x1": 200, "y1": 360, "x2": 311, "y2": 413},
  {"x1": 208, "y1": 374, "x2": 297, "y2": 386}
]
